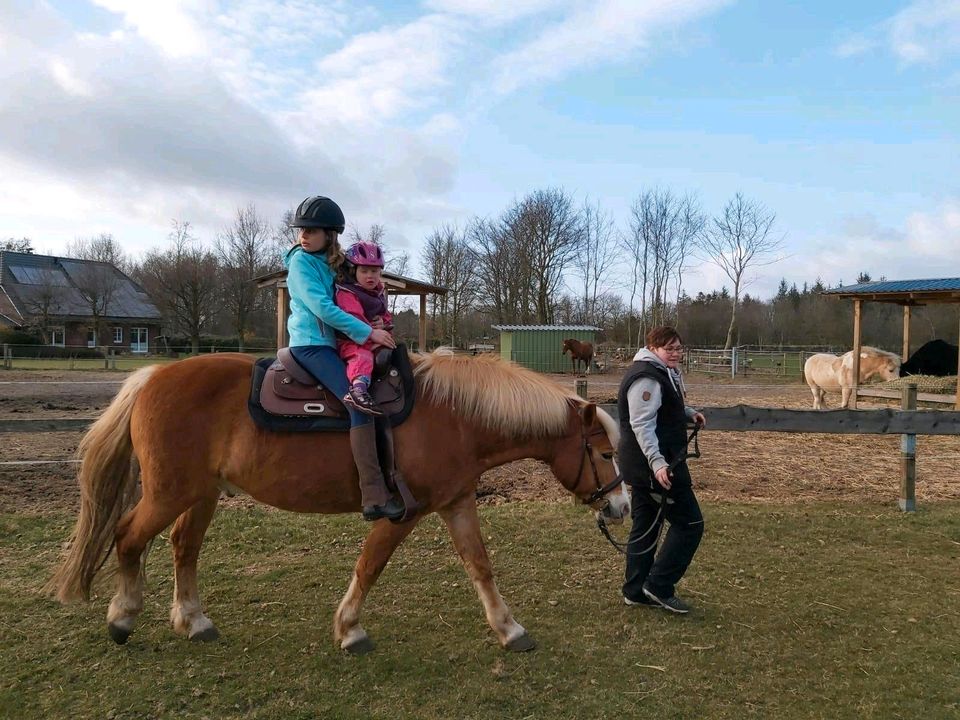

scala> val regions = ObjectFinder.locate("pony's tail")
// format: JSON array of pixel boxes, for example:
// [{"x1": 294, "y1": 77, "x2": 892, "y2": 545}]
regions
[{"x1": 45, "y1": 365, "x2": 159, "y2": 602}]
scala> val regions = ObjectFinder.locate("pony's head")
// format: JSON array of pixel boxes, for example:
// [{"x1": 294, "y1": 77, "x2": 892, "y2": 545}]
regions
[
  {"x1": 861, "y1": 346, "x2": 901, "y2": 382},
  {"x1": 548, "y1": 400, "x2": 630, "y2": 523}
]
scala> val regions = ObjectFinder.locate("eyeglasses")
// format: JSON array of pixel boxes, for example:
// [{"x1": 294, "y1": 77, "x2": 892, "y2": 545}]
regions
[{"x1": 662, "y1": 345, "x2": 684, "y2": 353}]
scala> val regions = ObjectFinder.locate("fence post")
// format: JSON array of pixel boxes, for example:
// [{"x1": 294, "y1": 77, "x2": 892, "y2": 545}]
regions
[
  {"x1": 575, "y1": 379, "x2": 587, "y2": 400},
  {"x1": 2, "y1": 344, "x2": 9, "y2": 370},
  {"x1": 899, "y1": 383, "x2": 917, "y2": 512},
  {"x1": 730, "y1": 346, "x2": 737, "y2": 379}
]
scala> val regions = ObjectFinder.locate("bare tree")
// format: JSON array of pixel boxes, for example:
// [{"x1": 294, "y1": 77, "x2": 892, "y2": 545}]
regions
[
  {"x1": 20, "y1": 268, "x2": 67, "y2": 343},
  {"x1": 622, "y1": 190, "x2": 704, "y2": 347},
  {"x1": 421, "y1": 224, "x2": 477, "y2": 346},
  {"x1": 384, "y1": 249, "x2": 410, "y2": 315},
  {"x1": 138, "y1": 221, "x2": 220, "y2": 354},
  {"x1": 470, "y1": 216, "x2": 528, "y2": 324},
  {"x1": 697, "y1": 192, "x2": 783, "y2": 349},
  {"x1": 65, "y1": 233, "x2": 127, "y2": 347},
  {"x1": 215, "y1": 204, "x2": 277, "y2": 351},
  {"x1": 2, "y1": 237, "x2": 33, "y2": 253},
  {"x1": 346, "y1": 223, "x2": 385, "y2": 246},
  {"x1": 573, "y1": 199, "x2": 617, "y2": 324}
]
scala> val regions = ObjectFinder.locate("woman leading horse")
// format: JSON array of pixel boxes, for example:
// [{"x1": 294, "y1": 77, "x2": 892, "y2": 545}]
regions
[{"x1": 46, "y1": 350, "x2": 629, "y2": 653}]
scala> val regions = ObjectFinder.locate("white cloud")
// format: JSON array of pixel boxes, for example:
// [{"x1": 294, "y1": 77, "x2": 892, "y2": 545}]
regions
[
  {"x1": 489, "y1": 0, "x2": 730, "y2": 95},
  {"x1": 91, "y1": 0, "x2": 212, "y2": 58},
  {"x1": 836, "y1": 0, "x2": 960, "y2": 65},
  {"x1": 423, "y1": 0, "x2": 567, "y2": 24}
]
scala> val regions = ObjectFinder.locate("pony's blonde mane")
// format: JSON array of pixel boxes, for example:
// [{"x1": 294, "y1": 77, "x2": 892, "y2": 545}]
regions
[
  {"x1": 412, "y1": 350, "x2": 580, "y2": 437},
  {"x1": 859, "y1": 346, "x2": 900, "y2": 362}
]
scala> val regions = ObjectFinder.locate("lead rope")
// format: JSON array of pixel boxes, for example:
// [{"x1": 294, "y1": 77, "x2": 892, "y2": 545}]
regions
[{"x1": 596, "y1": 426, "x2": 701, "y2": 556}]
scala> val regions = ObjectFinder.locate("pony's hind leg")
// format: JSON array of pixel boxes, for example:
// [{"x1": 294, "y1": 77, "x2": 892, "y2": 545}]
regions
[
  {"x1": 107, "y1": 497, "x2": 190, "y2": 644},
  {"x1": 439, "y1": 495, "x2": 535, "y2": 652},
  {"x1": 169, "y1": 495, "x2": 220, "y2": 642},
  {"x1": 334, "y1": 517, "x2": 419, "y2": 654}
]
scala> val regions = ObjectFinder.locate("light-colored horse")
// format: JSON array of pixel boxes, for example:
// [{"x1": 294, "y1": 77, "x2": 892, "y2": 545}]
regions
[
  {"x1": 803, "y1": 346, "x2": 901, "y2": 409},
  {"x1": 46, "y1": 350, "x2": 629, "y2": 654}
]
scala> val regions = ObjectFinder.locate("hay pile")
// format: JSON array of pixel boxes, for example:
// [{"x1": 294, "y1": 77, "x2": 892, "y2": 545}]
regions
[{"x1": 877, "y1": 374, "x2": 957, "y2": 393}]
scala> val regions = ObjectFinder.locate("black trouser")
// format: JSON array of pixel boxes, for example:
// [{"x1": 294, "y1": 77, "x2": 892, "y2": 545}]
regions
[{"x1": 622, "y1": 463, "x2": 704, "y2": 601}]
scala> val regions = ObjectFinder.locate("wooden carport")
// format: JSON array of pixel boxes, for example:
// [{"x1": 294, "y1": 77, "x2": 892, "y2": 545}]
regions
[
  {"x1": 823, "y1": 278, "x2": 960, "y2": 409},
  {"x1": 255, "y1": 270, "x2": 447, "y2": 351}
]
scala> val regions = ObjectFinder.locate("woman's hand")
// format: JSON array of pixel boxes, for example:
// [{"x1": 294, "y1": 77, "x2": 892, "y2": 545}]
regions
[
  {"x1": 370, "y1": 328, "x2": 396, "y2": 348},
  {"x1": 654, "y1": 466, "x2": 672, "y2": 490},
  {"x1": 692, "y1": 411, "x2": 706, "y2": 428}
]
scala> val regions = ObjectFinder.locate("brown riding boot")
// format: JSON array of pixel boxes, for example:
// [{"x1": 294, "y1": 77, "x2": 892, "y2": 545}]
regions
[{"x1": 349, "y1": 424, "x2": 403, "y2": 521}]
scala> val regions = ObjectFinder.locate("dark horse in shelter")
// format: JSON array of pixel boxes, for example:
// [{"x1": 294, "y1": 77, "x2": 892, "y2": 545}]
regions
[
  {"x1": 562, "y1": 338, "x2": 594, "y2": 375},
  {"x1": 901, "y1": 339, "x2": 959, "y2": 377}
]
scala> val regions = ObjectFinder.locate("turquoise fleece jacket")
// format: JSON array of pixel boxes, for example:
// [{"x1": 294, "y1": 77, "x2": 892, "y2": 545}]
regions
[{"x1": 283, "y1": 246, "x2": 372, "y2": 348}]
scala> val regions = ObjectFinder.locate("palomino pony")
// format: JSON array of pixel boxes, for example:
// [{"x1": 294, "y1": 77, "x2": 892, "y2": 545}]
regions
[
  {"x1": 47, "y1": 350, "x2": 629, "y2": 653},
  {"x1": 562, "y1": 338, "x2": 594, "y2": 375},
  {"x1": 803, "y1": 346, "x2": 901, "y2": 409}
]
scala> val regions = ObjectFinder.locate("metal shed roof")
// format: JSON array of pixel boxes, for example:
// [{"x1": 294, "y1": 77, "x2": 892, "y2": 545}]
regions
[
  {"x1": 492, "y1": 325, "x2": 602, "y2": 331},
  {"x1": 821, "y1": 277, "x2": 960, "y2": 304}
]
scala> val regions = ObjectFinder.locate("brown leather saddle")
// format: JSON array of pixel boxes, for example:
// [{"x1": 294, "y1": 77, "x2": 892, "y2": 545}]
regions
[
  {"x1": 261, "y1": 347, "x2": 405, "y2": 419},
  {"x1": 247, "y1": 344, "x2": 415, "y2": 433}
]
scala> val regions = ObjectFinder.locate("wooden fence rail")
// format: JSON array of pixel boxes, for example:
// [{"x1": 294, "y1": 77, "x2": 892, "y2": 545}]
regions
[{"x1": 597, "y1": 405, "x2": 960, "y2": 435}]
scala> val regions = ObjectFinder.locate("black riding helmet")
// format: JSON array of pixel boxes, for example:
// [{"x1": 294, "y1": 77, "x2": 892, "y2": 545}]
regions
[{"x1": 289, "y1": 196, "x2": 345, "y2": 233}]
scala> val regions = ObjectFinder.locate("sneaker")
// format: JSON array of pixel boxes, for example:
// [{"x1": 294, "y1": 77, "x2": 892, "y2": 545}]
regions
[
  {"x1": 362, "y1": 497, "x2": 405, "y2": 522},
  {"x1": 623, "y1": 595, "x2": 655, "y2": 607},
  {"x1": 642, "y1": 585, "x2": 692, "y2": 614},
  {"x1": 343, "y1": 386, "x2": 385, "y2": 416}
]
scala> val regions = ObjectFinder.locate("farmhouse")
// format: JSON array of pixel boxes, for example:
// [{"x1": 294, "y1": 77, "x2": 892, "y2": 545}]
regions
[{"x1": 0, "y1": 250, "x2": 162, "y2": 353}]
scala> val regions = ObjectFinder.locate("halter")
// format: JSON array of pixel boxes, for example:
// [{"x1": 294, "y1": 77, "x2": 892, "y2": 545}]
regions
[
  {"x1": 577, "y1": 424, "x2": 622, "y2": 510},
  {"x1": 596, "y1": 425, "x2": 702, "y2": 556}
]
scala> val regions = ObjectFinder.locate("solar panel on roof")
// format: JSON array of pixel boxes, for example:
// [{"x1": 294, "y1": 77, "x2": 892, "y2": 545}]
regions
[{"x1": 8, "y1": 265, "x2": 70, "y2": 286}]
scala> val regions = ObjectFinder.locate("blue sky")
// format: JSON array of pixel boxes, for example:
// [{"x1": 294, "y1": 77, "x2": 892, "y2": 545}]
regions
[{"x1": 1, "y1": 0, "x2": 957, "y2": 300}]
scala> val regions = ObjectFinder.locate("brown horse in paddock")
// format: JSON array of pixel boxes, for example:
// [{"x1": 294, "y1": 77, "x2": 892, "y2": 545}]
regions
[
  {"x1": 803, "y1": 346, "x2": 901, "y2": 409},
  {"x1": 46, "y1": 351, "x2": 628, "y2": 653},
  {"x1": 562, "y1": 338, "x2": 594, "y2": 374}
]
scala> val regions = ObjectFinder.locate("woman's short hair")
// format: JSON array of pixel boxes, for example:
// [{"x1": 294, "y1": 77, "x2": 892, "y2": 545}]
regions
[{"x1": 646, "y1": 326, "x2": 683, "y2": 349}]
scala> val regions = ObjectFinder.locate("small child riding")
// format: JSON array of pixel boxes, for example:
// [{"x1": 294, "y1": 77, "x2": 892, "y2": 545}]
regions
[{"x1": 336, "y1": 242, "x2": 393, "y2": 415}]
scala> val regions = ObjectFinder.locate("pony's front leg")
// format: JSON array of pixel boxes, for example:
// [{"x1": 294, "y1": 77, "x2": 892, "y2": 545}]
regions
[
  {"x1": 841, "y1": 386, "x2": 852, "y2": 408},
  {"x1": 169, "y1": 495, "x2": 220, "y2": 641},
  {"x1": 439, "y1": 495, "x2": 535, "y2": 652},
  {"x1": 334, "y1": 517, "x2": 418, "y2": 654}
]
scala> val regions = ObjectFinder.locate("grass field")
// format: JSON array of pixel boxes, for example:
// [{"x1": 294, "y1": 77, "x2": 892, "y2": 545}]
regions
[{"x1": 2, "y1": 502, "x2": 959, "y2": 719}]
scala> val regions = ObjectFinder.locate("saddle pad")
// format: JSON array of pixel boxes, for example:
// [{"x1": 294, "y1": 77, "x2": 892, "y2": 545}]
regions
[{"x1": 247, "y1": 345, "x2": 416, "y2": 432}]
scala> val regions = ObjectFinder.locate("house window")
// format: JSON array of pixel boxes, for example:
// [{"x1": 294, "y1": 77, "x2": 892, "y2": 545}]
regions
[
  {"x1": 130, "y1": 328, "x2": 148, "y2": 354},
  {"x1": 113, "y1": 327, "x2": 123, "y2": 344},
  {"x1": 50, "y1": 327, "x2": 65, "y2": 347},
  {"x1": 87, "y1": 330, "x2": 97, "y2": 348}
]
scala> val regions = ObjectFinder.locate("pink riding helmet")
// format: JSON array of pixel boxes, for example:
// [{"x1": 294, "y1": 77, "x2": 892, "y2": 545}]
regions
[{"x1": 345, "y1": 241, "x2": 384, "y2": 268}]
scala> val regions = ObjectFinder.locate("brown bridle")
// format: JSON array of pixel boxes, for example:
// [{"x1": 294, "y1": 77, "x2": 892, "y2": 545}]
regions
[{"x1": 576, "y1": 425, "x2": 623, "y2": 511}]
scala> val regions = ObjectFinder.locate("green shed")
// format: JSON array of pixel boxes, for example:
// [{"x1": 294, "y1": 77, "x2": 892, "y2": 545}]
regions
[{"x1": 493, "y1": 325, "x2": 601, "y2": 373}]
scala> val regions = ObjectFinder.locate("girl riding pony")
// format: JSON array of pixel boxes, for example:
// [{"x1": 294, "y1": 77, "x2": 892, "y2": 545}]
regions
[{"x1": 283, "y1": 196, "x2": 403, "y2": 522}]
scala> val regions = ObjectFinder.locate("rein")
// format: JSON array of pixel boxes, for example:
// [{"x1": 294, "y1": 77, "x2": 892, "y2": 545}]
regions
[{"x1": 596, "y1": 426, "x2": 702, "y2": 556}]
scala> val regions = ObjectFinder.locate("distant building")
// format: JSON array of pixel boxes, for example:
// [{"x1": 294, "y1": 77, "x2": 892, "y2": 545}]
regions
[{"x1": 0, "y1": 250, "x2": 162, "y2": 353}]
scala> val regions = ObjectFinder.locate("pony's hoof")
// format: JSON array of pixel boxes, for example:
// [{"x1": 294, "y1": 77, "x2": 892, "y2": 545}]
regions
[
  {"x1": 504, "y1": 632, "x2": 537, "y2": 652},
  {"x1": 189, "y1": 626, "x2": 220, "y2": 643},
  {"x1": 342, "y1": 636, "x2": 376, "y2": 655},
  {"x1": 108, "y1": 623, "x2": 131, "y2": 645}
]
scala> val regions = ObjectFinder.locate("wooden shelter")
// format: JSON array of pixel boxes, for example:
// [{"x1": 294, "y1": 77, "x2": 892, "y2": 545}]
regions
[
  {"x1": 255, "y1": 269, "x2": 447, "y2": 351},
  {"x1": 823, "y1": 278, "x2": 960, "y2": 409}
]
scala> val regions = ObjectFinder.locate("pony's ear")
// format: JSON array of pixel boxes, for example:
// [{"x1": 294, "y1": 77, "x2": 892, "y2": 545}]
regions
[{"x1": 579, "y1": 402, "x2": 597, "y2": 426}]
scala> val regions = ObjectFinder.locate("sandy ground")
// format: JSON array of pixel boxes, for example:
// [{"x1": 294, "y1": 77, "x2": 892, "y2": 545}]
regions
[{"x1": 2, "y1": 367, "x2": 958, "y2": 514}]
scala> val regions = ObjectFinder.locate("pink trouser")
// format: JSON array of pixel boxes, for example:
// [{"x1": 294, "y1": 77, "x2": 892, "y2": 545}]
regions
[{"x1": 338, "y1": 339, "x2": 375, "y2": 383}]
